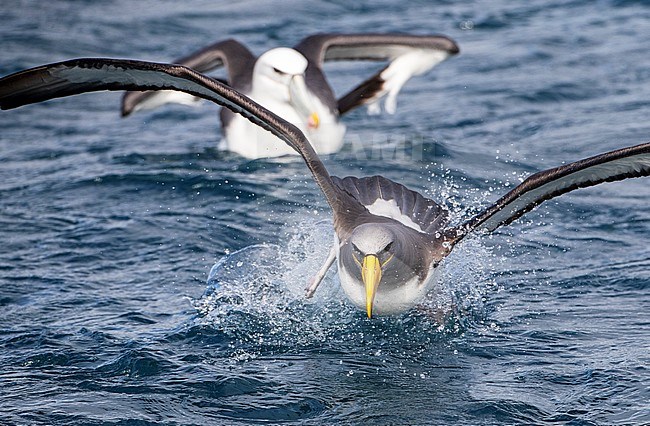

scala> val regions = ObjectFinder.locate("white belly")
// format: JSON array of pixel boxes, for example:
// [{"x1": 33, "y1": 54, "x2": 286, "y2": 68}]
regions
[
  {"x1": 222, "y1": 95, "x2": 345, "y2": 159},
  {"x1": 338, "y1": 261, "x2": 441, "y2": 315}
]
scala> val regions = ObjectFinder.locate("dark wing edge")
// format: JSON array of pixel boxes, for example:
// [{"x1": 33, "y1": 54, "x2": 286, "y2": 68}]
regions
[
  {"x1": 0, "y1": 58, "x2": 344, "y2": 211},
  {"x1": 294, "y1": 33, "x2": 459, "y2": 116},
  {"x1": 295, "y1": 33, "x2": 460, "y2": 115},
  {"x1": 294, "y1": 33, "x2": 459, "y2": 65},
  {"x1": 336, "y1": 74, "x2": 384, "y2": 116},
  {"x1": 444, "y1": 142, "x2": 650, "y2": 246},
  {"x1": 121, "y1": 39, "x2": 255, "y2": 116}
]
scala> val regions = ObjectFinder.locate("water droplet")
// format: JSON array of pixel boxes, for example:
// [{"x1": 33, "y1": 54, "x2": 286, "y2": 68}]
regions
[{"x1": 459, "y1": 20, "x2": 474, "y2": 30}]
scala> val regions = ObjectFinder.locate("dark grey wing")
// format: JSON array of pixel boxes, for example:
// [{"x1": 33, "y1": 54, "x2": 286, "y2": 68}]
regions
[
  {"x1": 121, "y1": 39, "x2": 255, "y2": 116},
  {"x1": 294, "y1": 33, "x2": 459, "y2": 115},
  {"x1": 332, "y1": 175, "x2": 449, "y2": 233},
  {"x1": 444, "y1": 142, "x2": 650, "y2": 246},
  {"x1": 0, "y1": 58, "x2": 350, "y2": 213}
]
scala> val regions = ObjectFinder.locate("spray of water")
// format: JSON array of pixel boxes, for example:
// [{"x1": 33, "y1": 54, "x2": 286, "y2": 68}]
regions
[{"x1": 192, "y1": 212, "x2": 504, "y2": 361}]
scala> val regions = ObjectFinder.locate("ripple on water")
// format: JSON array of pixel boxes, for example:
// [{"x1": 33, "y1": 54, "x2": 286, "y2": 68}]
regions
[{"x1": 1, "y1": 1, "x2": 649, "y2": 424}]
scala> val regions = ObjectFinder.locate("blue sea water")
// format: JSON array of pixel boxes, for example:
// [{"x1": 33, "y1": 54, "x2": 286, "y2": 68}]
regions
[{"x1": 1, "y1": 0, "x2": 649, "y2": 424}]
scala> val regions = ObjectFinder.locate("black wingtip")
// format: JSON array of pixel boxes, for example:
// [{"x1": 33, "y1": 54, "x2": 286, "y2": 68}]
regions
[
  {"x1": 440, "y1": 36, "x2": 460, "y2": 55},
  {"x1": 120, "y1": 91, "x2": 140, "y2": 117},
  {"x1": 120, "y1": 101, "x2": 132, "y2": 117}
]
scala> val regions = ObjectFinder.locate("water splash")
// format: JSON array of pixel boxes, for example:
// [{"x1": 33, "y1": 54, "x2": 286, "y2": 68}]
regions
[{"x1": 192, "y1": 215, "x2": 503, "y2": 361}]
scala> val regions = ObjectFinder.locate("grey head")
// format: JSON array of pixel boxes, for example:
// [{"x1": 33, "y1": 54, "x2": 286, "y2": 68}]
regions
[{"x1": 339, "y1": 221, "x2": 435, "y2": 317}]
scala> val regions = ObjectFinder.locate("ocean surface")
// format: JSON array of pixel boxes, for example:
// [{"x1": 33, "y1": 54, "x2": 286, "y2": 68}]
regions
[{"x1": 1, "y1": 1, "x2": 649, "y2": 425}]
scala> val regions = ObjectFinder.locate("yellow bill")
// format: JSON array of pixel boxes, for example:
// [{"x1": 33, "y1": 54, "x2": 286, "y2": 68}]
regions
[
  {"x1": 362, "y1": 254, "x2": 382, "y2": 318},
  {"x1": 308, "y1": 111, "x2": 320, "y2": 129},
  {"x1": 288, "y1": 74, "x2": 320, "y2": 130}
]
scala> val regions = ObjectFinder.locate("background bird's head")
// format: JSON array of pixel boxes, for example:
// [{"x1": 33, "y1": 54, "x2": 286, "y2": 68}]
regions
[{"x1": 252, "y1": 48, "x2": 319, "y2": 128}]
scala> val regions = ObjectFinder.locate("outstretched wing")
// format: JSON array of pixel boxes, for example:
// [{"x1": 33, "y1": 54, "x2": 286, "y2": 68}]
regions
[
  {"x1": 121, "y1": 39, "x2": 255, "y2": 116},
  {"x1": 294, "y1": 33, "x2": 459, "y2": 115},
  {"x1": 0, "y1": 58, "x2": 349, "y2": 212},
  {"x1": 445, "y1": 142, "x2": 650, "y2": 246}
]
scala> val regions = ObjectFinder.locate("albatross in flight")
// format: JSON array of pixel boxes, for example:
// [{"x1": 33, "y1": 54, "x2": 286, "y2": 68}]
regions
[
  {"x1": 0, "y1": 58, "x2": 648, "y2": 318},
  {"x1": 120, "y1": 33, "x2": 459, "y2": 158}
]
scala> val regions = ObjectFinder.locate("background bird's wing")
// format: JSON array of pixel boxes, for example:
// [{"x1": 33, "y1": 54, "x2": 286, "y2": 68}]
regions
[
  {"x1": 0, "y1": 58, "x2": 349, "y2": 212},
  {"x1": 121, "y1": 39, "x2": 255, "y2": 116},
  {"x1": 294, "y1": 33, "x2": 459, "y2": 115},
  {"x1": 444, "y1": 142, "x2": 650, "y2": 246}
]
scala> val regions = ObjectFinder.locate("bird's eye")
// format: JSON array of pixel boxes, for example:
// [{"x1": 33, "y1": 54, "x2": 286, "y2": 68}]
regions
[
  {"x1": 350, "y1": 243, "x2": 364, "y2": 267},
  {"x1": 380, "y1": 243, "x2": 395, "y2": 266},
  {"x1": 351, "y1": 243, "x2": 362, "y2": 255},
  {"x1": 272, "y1": 67, "x2": 285, "y2": 75}
]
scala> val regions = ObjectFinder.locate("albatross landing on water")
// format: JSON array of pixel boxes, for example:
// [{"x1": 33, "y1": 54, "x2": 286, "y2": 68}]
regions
[
  {"x1": 1, "y1": 59, "x2": 648, "y2": 318},
  {"x1": 120, "y1": 34, "x2": 460, "y2": 158}
]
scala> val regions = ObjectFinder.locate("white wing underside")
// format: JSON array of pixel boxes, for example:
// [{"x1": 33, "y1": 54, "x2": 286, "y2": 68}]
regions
[
  {"x1": 128, "y1": 90, "x2": 201, "y2": 112},
  {"x1": 367, "y1": 50, "x2": 449, "y2": 115}
]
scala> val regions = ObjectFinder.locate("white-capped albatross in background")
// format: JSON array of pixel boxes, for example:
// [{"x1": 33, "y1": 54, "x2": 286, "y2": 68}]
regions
[
  {"x1": 120, "y1": 33, "x2": 460, "y2": 158},
  {"x1": 0, "y1": 58, "x2": 648, "y2": 318}
]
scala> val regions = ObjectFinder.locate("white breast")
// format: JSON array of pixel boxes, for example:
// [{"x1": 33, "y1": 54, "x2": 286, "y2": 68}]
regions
[
  {"x1": 335, "y1": 235, "x2": 440, "y2": 315},
  {"x1": 337, "y1": 259, "x2": 441, "y2": 315},
  {"x1": 222, "y1": 92, "x2": 345, "y2": 159}
]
